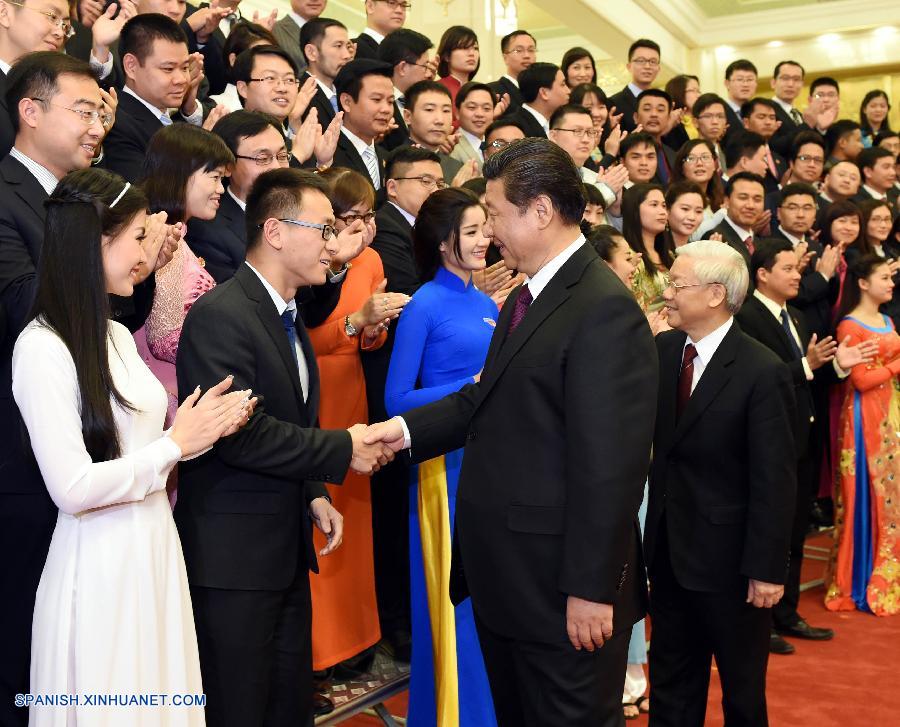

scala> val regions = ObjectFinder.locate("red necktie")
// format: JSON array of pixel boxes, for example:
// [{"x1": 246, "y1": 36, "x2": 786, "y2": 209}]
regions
[
  {"x1": 744, "y1": 234, "x2": 755, "y2": 255},
  {"x1": 506, "y1": 284, "x2": 532, "y2": 336},
  {"x1": 677, "y1": 343, "x2": 698, "y2": 418}
]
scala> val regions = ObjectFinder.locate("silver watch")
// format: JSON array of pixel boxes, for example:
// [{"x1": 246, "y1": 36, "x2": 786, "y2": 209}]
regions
[{"x1": 344, "y1": 315, "x2": 359, "y2": 337}]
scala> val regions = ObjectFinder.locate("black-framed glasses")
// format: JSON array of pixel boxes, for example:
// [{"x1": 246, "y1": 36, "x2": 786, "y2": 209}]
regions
[
  {"x1": 630, "y1": 57, "x2": 660, "y2": 67},
  {"x1": 248, "y1": 76, "x2": 301, "y2": 88},
  {"x1": 28, "y1": 98, "x2": 112, "y2": 127},
  {"x1": 6, "y1": 1, "x2": 73, "y2": 37},
  {"x1": 336, "y1": 211, "x2": 375, "y2": 225},
  {"x1": 552, "y1": 127, "x2": 600, "y2": 140},
  {"x1": 235, "y1": 151, "x2": 291, "y2": 166},
  {"x1": 482, "y1": 139, "x2": 512, "y2": 151},
  {"x1": 684, "y1": 153, "x2": 714, "y2": 163},
  {"x1": 796, "y1": 154, "x2": 825, "y2": 164},
  {"x1": 393, "y1": 175, "x2": 447, "y2": 190},
  {"x1": 257, "y1": 218, "x2": 337, "y2": 240},
  {"x1": 375, "y1": 0, "x2": 411, "y2": 7}
]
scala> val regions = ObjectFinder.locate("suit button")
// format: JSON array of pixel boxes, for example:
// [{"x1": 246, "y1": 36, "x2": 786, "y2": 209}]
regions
[{"x1": 467, "y1": 431, "x2": 476, "y2": 441}]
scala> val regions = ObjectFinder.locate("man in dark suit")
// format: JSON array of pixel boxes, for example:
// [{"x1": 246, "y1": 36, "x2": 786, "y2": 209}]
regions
[
  {"x1": 298, "y1": 18, "x2": 353, "y2": 132},
  {"x1": 489, "y1": 29, "x2": 536, "y2": 116},
  {"x1": 175, "y1": 168, "x2": 392, "y2": 727},
  {"x1": 634, "y1": 88, "x2": 677, "y2": 183},
  {"x1": 332, "y1": 59, "x2": 393, "y2": 200},
  {"x1": 378, "y1": 28, "x2": 435, "y2": 151},
  {"x1": 366, "y1": 139, "x2": 657, "y2": 726},
  {"x1": 608, "y1": 38, "x2": 660, "y2": 134},
  {"x1": 853, "y1": 146, "x2": 898, "y2": 213},
  {"x1": 711, "y1": 171, "x2": 767, "y2": 270},
  {"x1": 738, "y1": 240, "x2": 875, "y2": 653},
  {"x1": 0, "y1": 53, "x2": 163, "y2": 727},
  {"x1": 722, "y1": 59, "x2": 758, "y2": 146},
  {"x1": 353, "y1": 0, "x2": 407, "y2": 59},
  {"x1": 0, "y1": 66, "x2": 11, "y2": 158},
  {"x1": 503, "y1": 61, "x2": 569, "y2": 139},
  {"x1": 402, "y1": 80, "x2": 463, "y2": 183},
  {"x1": 646, "y1": 239, "x2": 796, "y2": 727},
  {"x1": 741, "y1": 97, "x2": 790, "y2": 193},
  {"x1": 101, "y1": 14, "x2": 207, "y2": 182},
  {"x1": 769, "y1": 60, "x2": 813, "y2": 158}
]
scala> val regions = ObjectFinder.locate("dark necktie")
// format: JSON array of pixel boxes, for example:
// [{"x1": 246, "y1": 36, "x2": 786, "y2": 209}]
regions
[
  {"x1": 506, "y1": 284, "x2": 532, "y2": 335},
  {"x1": 790, "y1": 108, "x2": 802, "y2": 125},
  {"x1": 744, "y1": 234, "x2": 755, "y2": 255},
  {"x1": 281, "y1": 310, "x2": 299, "y2": 367},
  {"x1": 676, "y1": 343, "x2": 698, "y2": 419},
  {"x1": 657, "y1": 145, "x2": 671, "y2": 184},
  {"x1": 780, "y1": 309, "x2": 804, "y2": 360}
]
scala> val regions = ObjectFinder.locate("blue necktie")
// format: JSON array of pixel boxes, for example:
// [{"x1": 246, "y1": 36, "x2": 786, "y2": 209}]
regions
[
  {"x1": 159, "y1": 113, "x2": 173, "y2": 126},
  {"x1": 329, "y1": 95, "x2": 339, "y2": 114},
  {"x1": 780, "y1": 309, "x2": 804, "y2": 360},
  {"x1": 281, "y1": 310, "x2": 299, "y2": 366}
]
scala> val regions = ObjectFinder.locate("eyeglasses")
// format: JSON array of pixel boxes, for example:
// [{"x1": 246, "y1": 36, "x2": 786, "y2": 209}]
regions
[
  {"x1": 235, "y1": 151, "x2": 291, "y2": 165},
  {"x1": 813, "y1": 91, "x2": 839, "y2": 100},
  {"x1": 664, "y1": 281, "x2": 721, "y2": 293},
  {"x1": 483, "y1": 139, "x2": 513, "y2": 151},
  {"x1": 29, "y1": 98, "x2": 112, "y2": 127},
  {"x1": 248, "y1": 76, "x2": 301, "y2": 88},
  {"x1": 336, "y1": 211, "x2": 375, "y2": 225},
  {"x1": 393, "y1": 175, "x2": 447, "y2": 190},
  {"x1": 375, "y1": 0, "x2": 411, "y2": 7},
  {"x1": 630, "y1": 57, "x2": 660, "y2": 67},
  {"x1": 781, "y1": 203, "x2": 817, "y2": 213},
  {"x1": 684, "y1": 153, "x2": 713, "y2": 163},
  {"x1": 696, "y1": 112, "x2": 726, "y2": 121},
  {"x1": 266, "y1": 218, "x2": 337, "y2": 240},
  {"x1": 552, "y1": 127, "x2": 600, "y2": 140},
  {"x1": 776, "y1": 74, "x2": 803, "y2": 83},
  {"x1": 796, "y1": 154, "x2": 824, "y2": 164},
  {"x1": 6, "y1": 1, "x2": 73, "y2": 38},
  {"x1": 505, "y1": 46, "x2": 537, "y2": 55}
]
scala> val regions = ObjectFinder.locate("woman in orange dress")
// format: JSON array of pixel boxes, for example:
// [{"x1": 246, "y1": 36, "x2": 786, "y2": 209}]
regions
[
  {"x1": 827, "y1": 253, "x2": 900, "y2": 615},
  {"x1": 307, "y1": 168, "x2": 411, "y2": 669}
]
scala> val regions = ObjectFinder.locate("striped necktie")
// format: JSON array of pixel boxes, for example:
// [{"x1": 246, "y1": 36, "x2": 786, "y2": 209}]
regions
[
  {"x1": 362, "y1": 147, "x2": 380, "y2": 189},
  {"x1": 159, "y1": 113, "x2": 173, "y2": 126}
]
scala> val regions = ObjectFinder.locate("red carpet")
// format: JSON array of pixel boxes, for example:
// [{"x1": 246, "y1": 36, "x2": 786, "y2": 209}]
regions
[{"x1": 343, "y1": 531, "x2": 897, "y2": 725}]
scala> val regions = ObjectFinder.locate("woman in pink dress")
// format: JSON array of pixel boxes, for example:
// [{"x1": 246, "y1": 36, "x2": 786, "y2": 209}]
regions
[{"x1": 136, "y1": 125, "x2": 235, "y2": 423}]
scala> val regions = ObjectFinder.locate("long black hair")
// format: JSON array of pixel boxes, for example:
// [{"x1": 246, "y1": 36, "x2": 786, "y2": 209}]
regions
[
  {"x1": 835, "y1": 252, "x2": 890, "y2": 324},
  {"x1": 30, "y1": 168, "x2": 149, "y2": 461},
  {"x1": 673, "y1": 138, "x2": 723, "y2": 211},
  {"x1": 660, "y1": 180, "x2": 705, "y2": 269},
  {"x1": 622, "y1": 182, "x2": 667, "y2": 276},
  {"x1": 413, "y1": 187, "x2": 484, "y2": 282}
]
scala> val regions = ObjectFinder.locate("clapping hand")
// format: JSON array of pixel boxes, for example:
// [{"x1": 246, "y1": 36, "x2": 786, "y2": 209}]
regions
[
  {"x1": 806, "y1": 333, "x2": 838, "y2": 370},
  {"x1": 92, "y1": 0, "x2": 138, "y2": 59},
  {"x1": 290, "y1": 107, "x2": 321, "y2": 165},
  {"x1": 835, "y1": 336, "x2": 879, "y2": 370},
  {"x1": 202, "y1": 103, "x2": 231, "y2": 131},
  {"x1": 288, "y1": 76, "x2": 319, "y2": 132},
  {"x1": 608, "y1": 105, "x2": 623, "y2": 130},
  {"x1": 439, "y1": 132, "x2": 459, "y2": 156},
  {"x1": 136, "y1": 212, "x2": 180, "y2": 280},
  {"x1": 180, "y1": 52, "x2": 205, "y2": 117},
  {"x1": 332, "y1": 217, "x2": 366, "y2": 265},
  {"x1": 315, "y1": 111, "x2": 343, "y2": 168},
  {"x1": 450, "y1": 159, "x2": 478, "y2": 187},
  {"x1": 169, "y1": 375, "x2": 254, "y2": 457},
  {"x1": 815, "y1": 244, "x2": 840, "y2": 279},
  {"x1": 310, "y1": 497, "x2": 344, "y2": 555},
  {"x1": 99, "y1": 87, "x2": 118, "y2": 135},
  {"x1": 493, "y1": 92, "x2": 510, "y2": 118},
  {"x1": 491, "y1": 272, "x2": 525, "y2": 309},
  {"x1": 250, "y1": 8, "x2": 279, "y2": 30},
  {"x1": 347, "y1": 423, "x2": 396, "y2": 474},
  {"x1": 596, "y1": 163, "x2": 629, "y2": 195},
  {"x1": 186, "y1": 0, "x2": 231, "y2": 44}
]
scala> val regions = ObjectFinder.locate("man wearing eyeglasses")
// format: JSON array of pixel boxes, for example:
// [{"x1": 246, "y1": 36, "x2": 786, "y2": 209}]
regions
[
  {"x1": 489, "y1": 29, "x2": 536, "y2": 116},
  {"x1": 609, "y1": 38, "x2": 661, "y2": 134},
  {"x1": 481, "y1": 117, "x2": 525, "y2": 160},
  {"x1": 354, "y1": 0, "x2": 408, "y2": 60},
  {"x1": 549, "y1": 104, "x2": 616, "y2": 209}
]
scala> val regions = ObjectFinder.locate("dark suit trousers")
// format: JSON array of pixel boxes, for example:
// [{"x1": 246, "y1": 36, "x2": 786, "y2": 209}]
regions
[
  {"x1": 649, "y1": 526, "x2": 771, "y2": 727},
  {"x1": 474, "y1": 611, "x2": 629, "y2": 727},
  {"x1": 191, "y1": 565, "x2": 313, "y2": 727},
  {"x1": 773, "y1": 453, "x2": 813, "y2": 629},
  {"x1": 370, "y1": 458, "x2": 411, "y2": 639},
  {"x1": 0, "y1": 491, "x2": 57, "y2": 727}
]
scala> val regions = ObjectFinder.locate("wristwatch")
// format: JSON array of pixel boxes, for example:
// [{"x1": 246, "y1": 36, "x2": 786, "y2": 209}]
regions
[{"x1": 344, "y1": 315, "x2": 359, "y2": 337}]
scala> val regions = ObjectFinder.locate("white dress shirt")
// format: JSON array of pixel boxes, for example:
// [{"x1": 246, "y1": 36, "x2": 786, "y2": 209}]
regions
[
  {"x1": 340, "y1": 126, "x2": 380, "y2": 187},
  {"x1": 502, "y1": 74, "x2": 519, "y2": 88},
  {"x1": 122, "y1": 85, "x2": 202, "y2": 126},
  {"x1": 863, "y1": 184, "x2": 889, "y2": 201},
  {"x1": 244, "y1": 262, "x2": 309, "y2": 402},
  {"x1": 459, "y1": 128, "x2": 485, "y2": 163},
  {"x1": 684, "y1": 317, "x2": 733, "y2": 394},
  {"x1": 361, "y1": 27, "x2": 384, "y2": 43},
  {"x1": 388, "y1": 201, "x2": 416, "y2": 227},
  {"x1": 521, "y1": 104, "x2": 549, "y2": 135},
  {"x1": 227, "y1": 187, "x2": 246, "y2": 211},
  {"x1": 0, "y1": 59, "x2": 10, "y2": 74},
  {"x1": 288, "y1": 12, "x2": 308, "y2": 30},
  {"x1": 753, "y1": 290, "x2": 814, "y2": 380},
  {"x1": 9, "y1": 147, "x2": 59, "y2": 195},
  {"x1": 724, "y1": 215, "x2": 753, "y2": 244}
]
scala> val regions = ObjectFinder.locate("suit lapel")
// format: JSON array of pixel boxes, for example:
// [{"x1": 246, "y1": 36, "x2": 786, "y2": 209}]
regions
[
  {"x1": 672, "y1": 323, "x2": 740, "y2": 444},
  {"x1": 1, "y1": 156, "x2": 49, "y2": 221}
]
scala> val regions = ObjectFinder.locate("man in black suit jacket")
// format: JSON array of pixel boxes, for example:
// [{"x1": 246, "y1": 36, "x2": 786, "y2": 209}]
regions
[
  {"x1": 711, "y1": 171, "x2": 767, "y2": 270},
  {"x1": 0, "y1": 53, "x2": 161, "y2": 727},
  {"x1": 366, "y1": 140, "x2": 657, "y2": 726},
  {"x1": 101, "y1": 14, "x2": 207, "y2": 182},
  {"x1": 722, "y1": 60, "x2": 758, "y2": 147},
  {"x1": 646, "y1": 240, "x2": 796, "y2": 727},
  {"x1": 741, "y1": 97, "x2": 790, "y2": 193},
  {"x1": 175, "y1": 169, "x2": 391, "y2": 727},
  {"x1": 353, "y1": 0, "x2": 407, "y2": 59},
  {"x1": 501, "y1": 62, "x2": 569, "y2": 140},
  {"x1": 298, "y1": 19, "x2": 355, "y2": 132},
  {"x1": 608, "y1": 38, "x2": 660, "y2": 133},
  {"x1": 377, "y1": 28, "x2": 435, "y2": 151},
  {"x1": 0, "y1": 68, "x2": 12, "y2": 163},
  {"x1": 489, "y1": 30, "x2": 536, "y2": 116}
]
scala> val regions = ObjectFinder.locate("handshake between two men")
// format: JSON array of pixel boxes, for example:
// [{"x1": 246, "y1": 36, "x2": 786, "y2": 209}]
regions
[{"x1": 345, "y1": 418, "x2": 409, "y2": 475}]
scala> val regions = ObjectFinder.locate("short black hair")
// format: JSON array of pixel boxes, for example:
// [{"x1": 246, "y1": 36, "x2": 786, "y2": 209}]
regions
[
  {"x1": 857, "y1": 145, "x2": 894, "y2": 171},
  {"x1": 405, "y1": 79, "x2": 451, "y2": 111},
  {"x1": 500, "y1": 29, "x2": 535, "y2": 54},
  {"x1": 5, "y1": 52, "x2": 97, "y2": 134},
  {"x1": 691, "y1": 92, "x2": 727, "y2": 118},
  {"x1": 461, "y1": 176, "x2": 486, "y2": 197},
  {"x1": 779, "y1": 182, "x2": 818, "y2": 205},
  {"x1": 636, "y1": 88, "x2": 673, "y2": 110},
  {"x1": 725, "y1": 171, "x2": 765, "y2": 196},
  {"x1": 518, "y1": 62, "x2": 559, "y2": 104},
  {"x1": 300, "y1": 18, "x2": 347, "y2": 64},
  {"x1": 740, "y1": 96, "x2": 777, "y2": 119},
  {"x1": 455, "y1": 81, "x2": 495, "y2": 110},
  {"x1": 724, "y1": 131, "x2": 765, "y2": 170},
  {"x1": 334, "y1": 58, "x2": 393, "y2": 110},
  {"x1": 750, "y1": 238, "x2": 795, "y2": 283},
  {"x1": 549, "y1": 103, "x2": 592, "y2": 129},
  {"x1": 825, "y1": 119, "x2": 861, "y2": 156},
  {"x1": 788, "y1": 130, "x2": 826, "y2": 161},
  {"x1": 120, "y1": 13, "x2": 187, "y2": 65},
  {"x1": 773, "y1": 60, "x2": 804, "y2": 79},
  {"x1": 587, "y1": 224, "x2": 626, "y2": 261},
  {"x1": 378, "y1": 28, "x2": 433, "y2": 67},
  {"x1": 619, "y1": 131, "x2": 657, "y2": 159},
  {"x1": 810, "y1": 76, "x2": 839, "y2": 96},
  {"x1": 385, "y1": 144, "x2": 441, "y2": 181},
  {"x1": 222, "y1": 21, "x2": 278, "y2": 80},
  {"x1": 246, "y1": 168, "x2": 329, "y2": 250},
  {"x1": 627, "y1": 38, "x2": 660, "y2": 61},
  {"x1": 482, "y1": 137, "x2": 585, "y2": 226},
  {"x1": 725, "y1": 59, "x2": 758, "y2": 79},
  {"x1": 875, "y1": 129, "x2": 900, "y2": 146},
  {"x1": 233, "y1": 45, "x2": 298, "y2": 90},
  {"x1": 583, "y1": 182, "x2": 606, "y2": 208},
  {"x1": 483, "y1": 118, "x2": 524, "y2": 140},
  {"x1": 212, "y1": 110, "x2": 284, "y2": 155}
]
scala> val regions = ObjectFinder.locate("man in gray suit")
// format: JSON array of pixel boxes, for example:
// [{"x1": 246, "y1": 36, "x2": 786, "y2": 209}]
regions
[
  {"x1": 452, "y1": 82, "x2": 495, "y2": 172},
  {"x1": 273, "y1": 0, "x2": 327, "y2": 74}
]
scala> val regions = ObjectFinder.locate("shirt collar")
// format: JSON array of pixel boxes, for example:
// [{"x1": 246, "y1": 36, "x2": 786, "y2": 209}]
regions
[
  {"x1": 244, "y1": 261, "x2": 295, "y2": 317},
  {"x1": 435, "y1": 265, "x2": 472, "y2": 291},
  {"x1": 777, "y1": 225, "x2": 803, "y2": 246},
  {"x1": 686, "y1": 317, "x2": 733, "y2": 366},
  {"x1": 753, "y1": 289, "x2": 788, "y2": 321},
  {"x1": 724, "y1": 214, "x2": 752, "y2": 242},
  {"x1": 9, "y1": 147, "x2": 59, "y2": 195},
  {"x1": 524, "y1": 234, "x2": 585, "y2": 301},
  {"x1": 227, "y1": 187, "x2": 246, "y2": 211},
  {"x1": 459, "y1": 127, "x2": 484, "y2": 160},
  {"x1": 288, "y1": 12, "x2": 308, "y2": 30},
  {"x1": 122, "y1": 84, "x2": 167, "y2": 118},
  {"x1": 341, "y1": 125, "x2": 375, "y2": 154},
  {"x1": 0, "y1": 59, "x2": 11, "y2": 75},
  {"x1": 502, "y1": 74, "x2": 519, "y2": 88},
  {"x1": 389, "y1": 201, "x2": 416, "y2": 227},
  {"x1": 772, "y1": 96, "x2": 794, "y2": 115},
  {"x1": 627, "y1": 82, "x2": 644, "y2": 99},
  {"x1": 863, "y1": 183, "x2": 888, "y2": 200},
  {"x1": 522, "y1": 104, "x2": 549, "y2": 132},
  {"x1": 726, "y1": 98, "x2": 742, "y2": 114},
  {"x1": 362, "y1": 27, "x2": 384, "y2": 43},
  {"x1": 313, "y1": 76, "x2": 336, "y2": 99}
]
